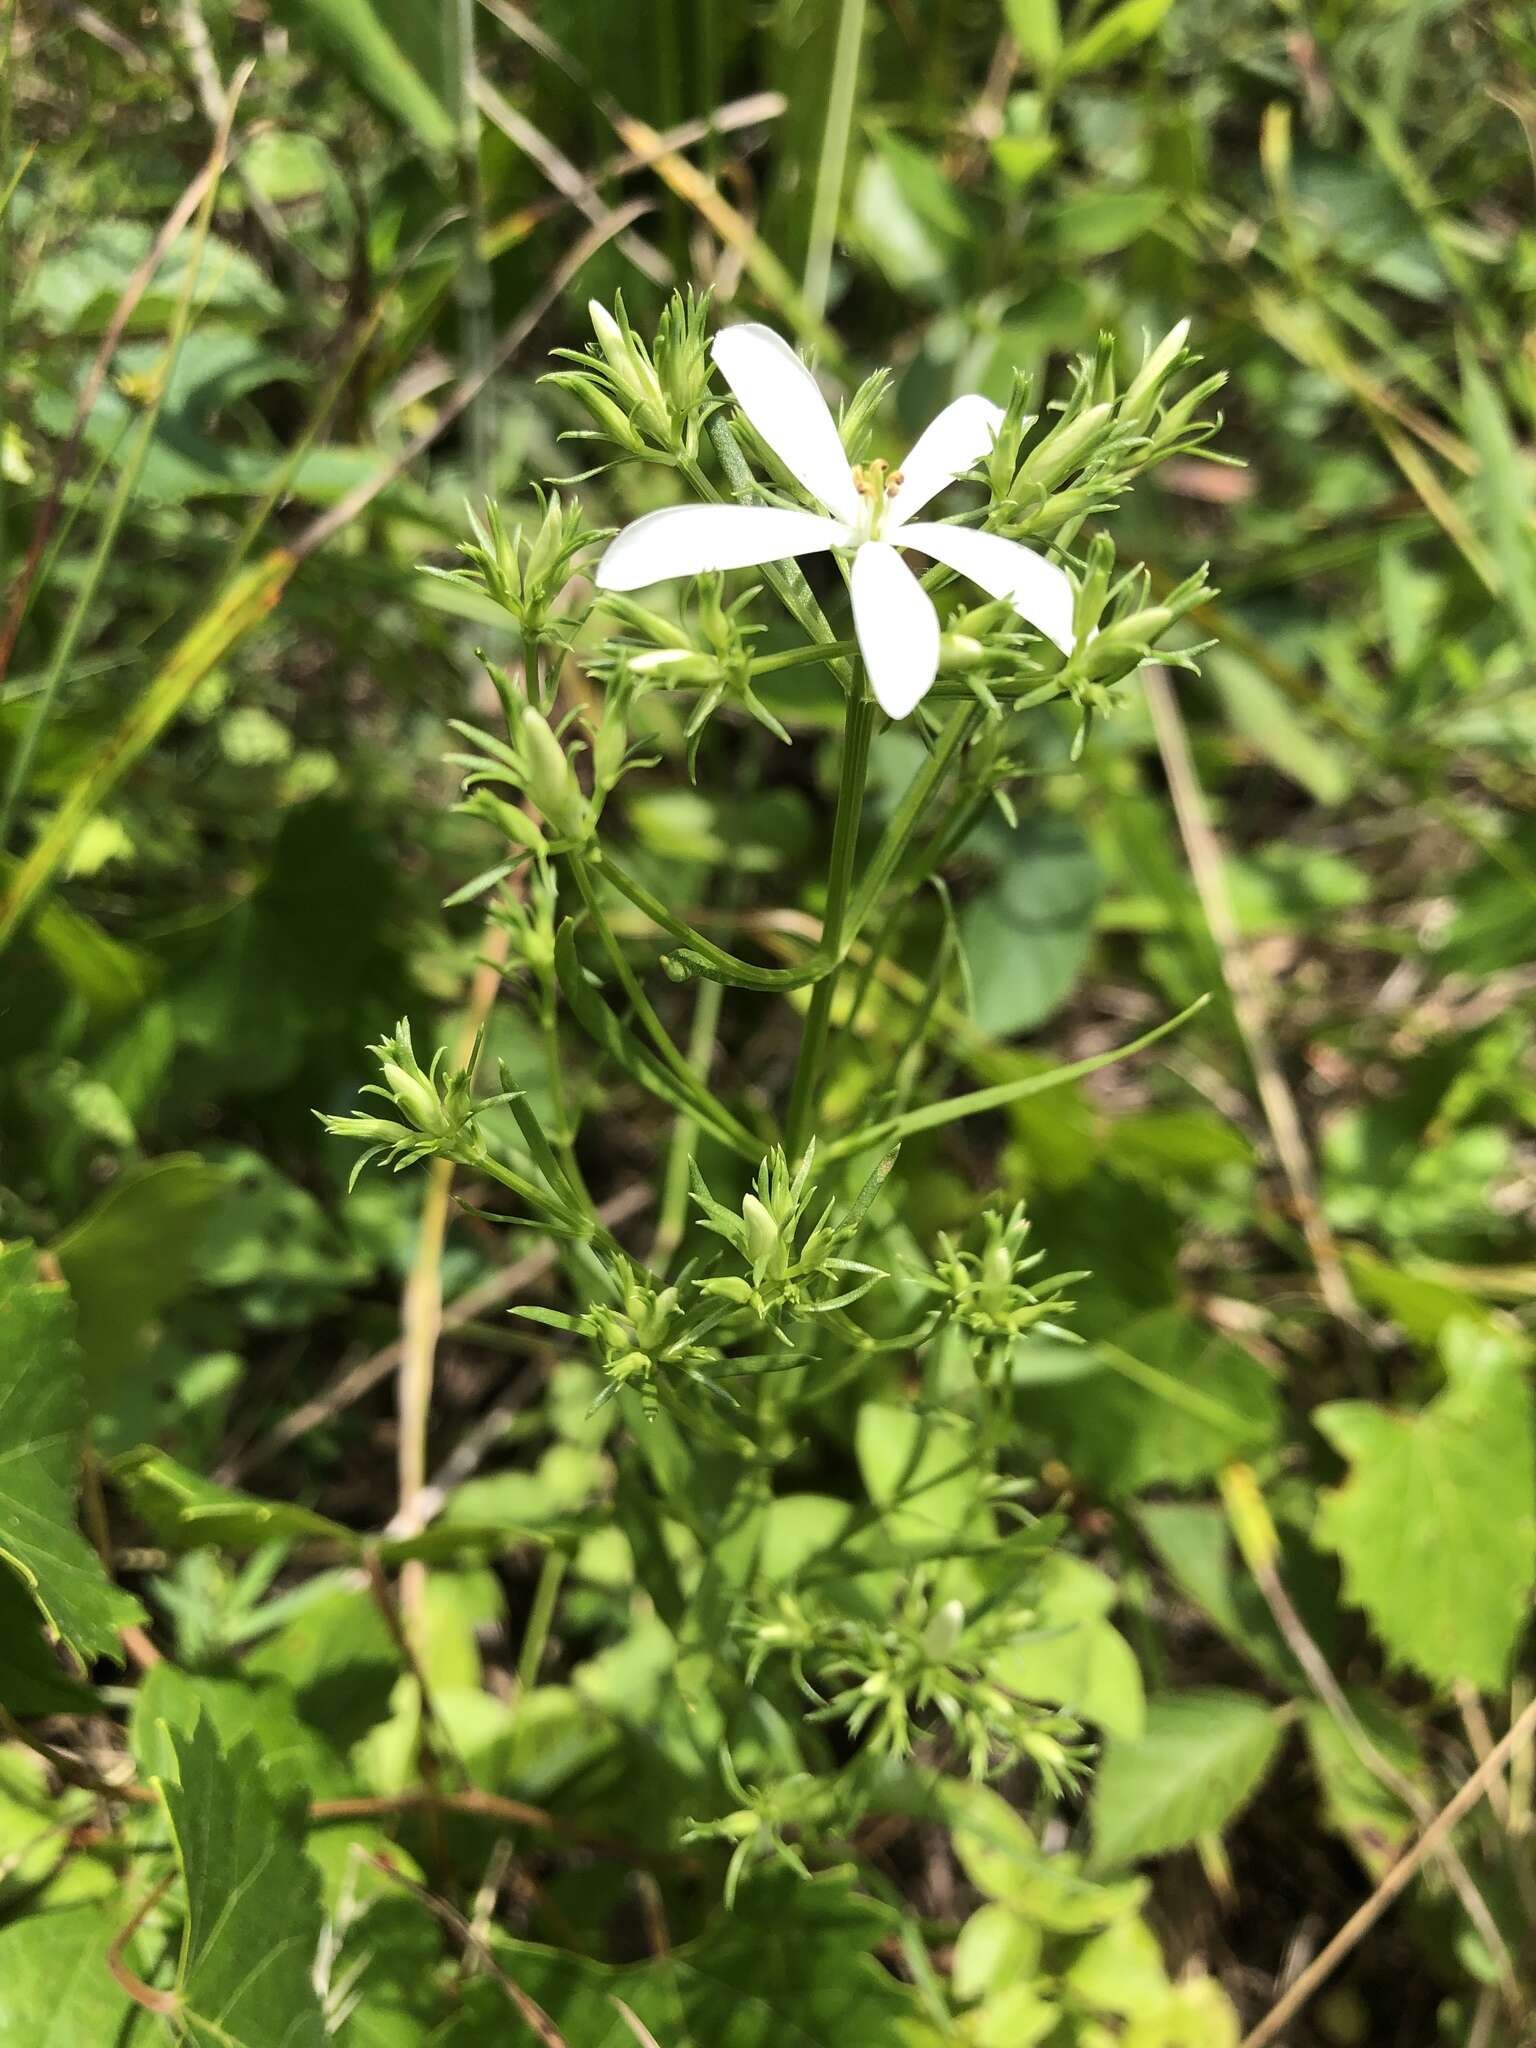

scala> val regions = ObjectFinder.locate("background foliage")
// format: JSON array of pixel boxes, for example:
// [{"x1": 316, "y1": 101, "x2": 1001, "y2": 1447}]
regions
[{"x1": 2, "y1": 0, "x2": 1536, "y2": 2042}]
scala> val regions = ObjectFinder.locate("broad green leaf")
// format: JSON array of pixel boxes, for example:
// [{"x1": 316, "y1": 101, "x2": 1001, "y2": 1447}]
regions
[
  {"x1": 109, "y1": 1445, "x2": 355, "y2": 1550},
  {"x1": 989, "y1": 1553, "x2": 1146, "y2": 1739},
  {"x1": 951, "y1": 1902, "x2": 1043, "y2": 2002},
  {"x1": 1313, "y1": 1319, "x2": 1536, "y2": 1690},
  {"x1": 1303, "y1": 1694, "x2": 1424, "y2": 1881},
  {"x1": 132, "y1": 1661, "x2": 351, "y2": 1803},
  {"x1": 856, "y1": 1402, "x2": 982, "y2": 1553},
  {"x1": 52, "y1": 1155, "x2": 231, "y2": 1425},
  {"x1": 1023, "y1": 1308, "x2": 1280, "y2": 1497},
  {"x1": 1090, "y1": 1690, "x2": 1284, "y2": 1870},
  {"x1": 0, "y1": 1243, "x2": 145, "y2": 1661},
  {"x1": 0, "y1": 1568, "x2": 97, "y2": 1715},
  {"x1": 482, "y1": 1871, "x2": 941, "y2": 2046},
  {"x1": 21, "y1": 221, "x2": 283, "y2": 334},
  {"x1": 109, "y1": 1446, "x2": 530, "y2": 1566},
  {"x1": 1059, "y1": 0, "x2": 1176, "y2": 75},
  {"x1": 0, "y1": 1901, "x2": 137, "y2": 2043},
  {"x1": 156, "y1": 1715, "x2": 328, "y2": 2048},
  {"x1": 1137, "y1": 1502, "x2": 1296, "y2": 1685},
  {"x1": 960, "y1": 815, "x2": 1100, "y2": 1037},
  {"x1": 944, "y1": 1781, "x2": 1148, "y2": 1932}
]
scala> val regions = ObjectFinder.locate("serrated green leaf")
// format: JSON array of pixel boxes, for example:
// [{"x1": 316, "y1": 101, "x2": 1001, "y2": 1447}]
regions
[
  {"x1": 0, "y1": 1900, "x2": 138, "y2": 2043},
  {"x1": 1313, "y1": 1318, "x2": 1536, "y2": 1691},
  {"x1": 0, "y1": 1568, "x2": 97, "y2": 1715},
  {"x1": 0, "y1": 1243, "x2": 145, "y2": 1662},
  {"x1": 52, "y1": 1155, "x2": 232, "y2": 1424},
  {"x1": 1090, "y1": 1690, "x2": 1284, "y2": 1870},
  {"x1": 482, "y1": 1871, "x2": 940, "y2": 2046},
  {"x1": 156, "y1": 1715, "x2": 328, "y2": 2048}
]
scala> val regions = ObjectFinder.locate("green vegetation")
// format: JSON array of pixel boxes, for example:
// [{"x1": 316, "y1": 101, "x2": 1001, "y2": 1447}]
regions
[{"x1": 2, "y1": 2, "x2": 1535, "y2": 2042}]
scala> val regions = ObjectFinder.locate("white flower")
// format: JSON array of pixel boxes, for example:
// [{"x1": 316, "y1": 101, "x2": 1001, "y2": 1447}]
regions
[{"x1": 594, "y1": 324, "x2": 1077, "y2": 720}]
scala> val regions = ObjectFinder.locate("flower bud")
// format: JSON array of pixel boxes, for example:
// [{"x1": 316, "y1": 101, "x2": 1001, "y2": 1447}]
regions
[
  {"x1": 1122, "y1": 316, "x2": 1191, "y2": 425},
  {"x1": 742, "y1": 1193, "x2": 781, "y2": 1275},
  {"x1": 381, "y1": 1059, "x2": 441, "y2": 1133},
  {"x1": 922, "y1": 1599, "x2": 965, "y2": 1660},
  {"x1": 1019, "y1": 401, "x2": 1113, "y2": 491},
  {"x1": 520, "y1": 709, "x2": 588, "y2": 839}
]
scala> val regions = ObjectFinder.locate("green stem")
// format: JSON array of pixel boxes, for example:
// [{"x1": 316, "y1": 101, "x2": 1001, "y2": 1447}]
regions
[
  {"x1": 653, "y1": 970, "x2": 724, "y2": 1266},
  {"x1": 450, "y1": 0, "x2": 494, "y2": 489},
  {"x1": 569, "y1": 852, "x2": 730, "y2": 1113},
  {"x1": 802, "y1": 0, "x2": 866, "y2": 322},
  {"x1": 749, "y1": 639, "x2": 860, "y2": 677},
  {"x1": 845, "y1": 704, "x2": 976, "y2": 935},
  {"x1": 785, "y1": 678, "x2": 875, "y2": 1153},
  {"x1": 516, "y1": 1547, "x2": 567, "y2": 1693},
  {"x1": 818, "y1": 995, "x2": 1210, "y2": 1165}
]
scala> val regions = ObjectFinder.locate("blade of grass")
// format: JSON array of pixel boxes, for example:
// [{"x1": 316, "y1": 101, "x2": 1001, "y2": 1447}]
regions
[
  {"x1": 0, "y1": 129, "x2": 226, "y2": 685},
  {"x1": 0, "y1": 63, "x2": 251, "y2": 852},
  {"x1": 819, "y1": 996, "x2": 1211, "y2": 1163},
  {"x1": 1142, "y1": 665, "x2": 1359, "y2": 1327},
  {"x1": 0, "y1": 202, "x2": 647, "y2": 956},
  {"x1": 477, "y1": 0, "x2": 841, "y2": 359},
  {"x1": 802, "y1": 0, "x2": 866, "y2": 321}
]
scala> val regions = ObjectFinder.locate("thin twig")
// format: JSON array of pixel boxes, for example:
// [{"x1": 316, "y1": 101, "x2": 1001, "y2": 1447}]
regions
[
  {"x1": 290, "y1": 199, "x2": 649, "y2": 563},
  {"x1": 1241, "y1": 1693, "x2": 1536, "y2": 2048},
  {"x1": 1233, "y1": 1507, "x2": 1520, "y2": 2011},
  {"x1": 315, "y1": 1788, "x2": 685, "y2": 1870},
  {"x1": 362, "y1": 1854, "x2": 569, "y2": 2046},
  {"x1": 174, "y1": 0, "x2": 298, "y2": 261},
  {"x1": 1143, "y1": 665, "x2": 1360, "y2": 1325},
  {"x1": 107, "y1": 1876, "x2": 179, "y2": 2018},
  {"x1": 475, "y1": 74, "x2": 669, "y2": 284},
  {"x1": 397, "y1": 921, "x2": 511, "y2": 1621}
]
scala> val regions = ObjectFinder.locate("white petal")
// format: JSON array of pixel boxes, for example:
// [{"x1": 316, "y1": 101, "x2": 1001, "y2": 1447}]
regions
[
  {"x1": 712, "y1": 324, "x2": 862, "y2": 526},
  {"x1": 594, "y1": 503, "x2": 846, "y2": 591},
  {"x1": 897, "y1": 521, "x2": 1076, "y2": 655},
  {"x1": 887, "y1": 395, "x2": 1004, "y2": 527},
  {"x1": 851, "y1": 543, "x2": 940, "y2": 720}
]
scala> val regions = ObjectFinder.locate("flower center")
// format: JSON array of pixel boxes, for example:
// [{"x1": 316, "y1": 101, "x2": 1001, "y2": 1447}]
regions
[{"x1": 850, "y1": 458, "x2": 904, "y2": 541}]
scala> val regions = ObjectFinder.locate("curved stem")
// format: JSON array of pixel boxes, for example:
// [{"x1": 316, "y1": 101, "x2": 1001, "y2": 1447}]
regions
[{"x1": 785, "y1": 680, "x2": 876, "y2": 1152}]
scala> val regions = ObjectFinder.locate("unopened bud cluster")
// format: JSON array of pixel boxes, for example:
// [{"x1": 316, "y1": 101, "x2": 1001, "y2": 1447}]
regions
[
  {"x1": 916, "y1": 1203, "x2": 1086, "y2": 1380},
  {"x1": 318, "y1": 1019, "x2": 505, "y2": 1188},
  {"x1": 745, "y1": 1570, "x2": 1089, "y2": 1786},
  {"x1": 545, "y1": 289, "x2": 714, "y2": 464},
  {"x1": 600, "y1": 569, "x2": 790, "y2": 771},
  {"x1": 423, "y1": 493, "x2": 604, "y2": 670}
]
